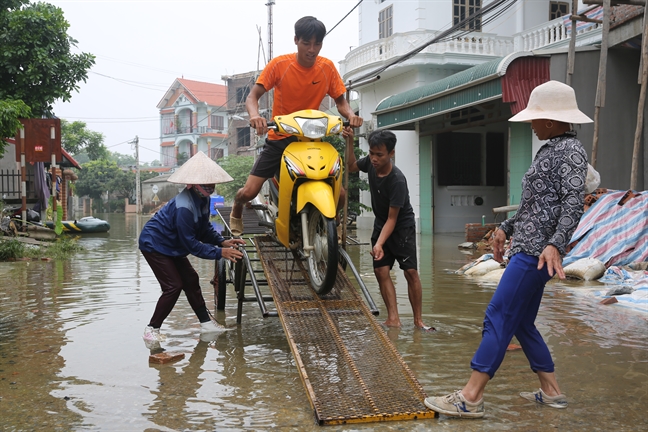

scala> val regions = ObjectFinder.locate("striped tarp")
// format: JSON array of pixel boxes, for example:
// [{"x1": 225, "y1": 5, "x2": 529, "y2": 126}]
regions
[
  {"x1": 563, "y1": 190, "x2": 648, "y2": 268},
  {"x1": 563, "y1": 6, "x2": 603, "y2": 35}
]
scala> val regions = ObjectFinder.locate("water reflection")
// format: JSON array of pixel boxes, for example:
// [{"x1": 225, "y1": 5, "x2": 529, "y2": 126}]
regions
[{"x1": 0, "y1": 214, "x2": 646, "y2": 431}]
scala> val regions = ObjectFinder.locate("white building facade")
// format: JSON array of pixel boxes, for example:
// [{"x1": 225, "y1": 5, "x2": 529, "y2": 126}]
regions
[
  {"x1": 341, "y1": 0, "x2": 607, "y2": 233},
  {"x1": 157, "y1": 78, "x2": 229, "y2": 167}
]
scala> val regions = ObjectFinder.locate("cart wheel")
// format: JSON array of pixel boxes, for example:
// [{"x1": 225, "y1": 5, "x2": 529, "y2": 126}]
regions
[{"x1": 215, "y1": 258, "x2": 227, "y2": 310}]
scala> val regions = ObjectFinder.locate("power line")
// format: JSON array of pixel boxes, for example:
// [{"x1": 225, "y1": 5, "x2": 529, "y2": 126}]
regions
[
  {"x1": 348, "y1": 0, "x2": 518, "y2": 86},
  {"x1": 327, "y1": 0, "x2": 363, "y2": 36}
]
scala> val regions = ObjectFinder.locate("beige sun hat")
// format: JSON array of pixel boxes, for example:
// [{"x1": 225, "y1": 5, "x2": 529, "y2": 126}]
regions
[
  {"x1": 167, "y1": 151, "x2": 234, "y2": 184},
  {"x1": 509, "y1": 80, "x2": 593, "y2": 124}
]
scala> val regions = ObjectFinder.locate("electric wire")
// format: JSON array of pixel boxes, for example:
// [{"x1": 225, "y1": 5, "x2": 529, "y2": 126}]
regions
[
  {"x1": 326, "y1": 0, "x2": 363, "y2": 36},
  {"x1": 348, "y1": 0, "x2": 519, "y2": 86}
]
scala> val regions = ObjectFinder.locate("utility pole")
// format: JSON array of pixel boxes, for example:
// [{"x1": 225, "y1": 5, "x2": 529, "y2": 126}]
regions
[
  {"x1": 267, "y1": 0, "x2": 275, "y2": 61},
  {"x1": 266, "y1": 1, "x2": 275, "y2": 120},
  {"x1": 133, "y1": 135, "x2": 141, "y2": 214}
]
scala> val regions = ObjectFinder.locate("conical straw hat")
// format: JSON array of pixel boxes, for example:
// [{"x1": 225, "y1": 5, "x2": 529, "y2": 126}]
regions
[
  {"x1": 167, "y1": 151, "x2": 234, "y2": 184},
  {"x1": 509, "y1": 80, "x2": 593, "y2": 124}
]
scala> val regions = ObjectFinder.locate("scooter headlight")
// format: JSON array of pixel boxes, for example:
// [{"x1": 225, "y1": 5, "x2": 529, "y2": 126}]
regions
[
  {"x1": 284, "y1": 155, "x2": 305, "y2": 180},
  {"x1": 295, "y1": 117, "x2": 328, "y2": 139}
]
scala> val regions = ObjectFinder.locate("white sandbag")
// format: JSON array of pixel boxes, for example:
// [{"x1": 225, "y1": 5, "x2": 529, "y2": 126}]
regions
[
  {"x1": 464, "y1": 259, "x2": 502, "y2": 276},
  {"x1": 584, "y1": 163, "x2": 600, "y2": 194},
  {"x1": 480, "y1": 268, "x2": 505, "y2": 283},
  {"x1": 563, "y1": 257, "x2": 606, "y2": 281},
  {"x1": 456, "y1": 253, "x2": 493, "y2": 274}
]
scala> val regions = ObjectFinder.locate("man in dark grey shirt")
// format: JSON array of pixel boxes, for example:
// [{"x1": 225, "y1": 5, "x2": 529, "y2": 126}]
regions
[{"x1": 346, "y1": 129, "x2": 429, "y2": 330}]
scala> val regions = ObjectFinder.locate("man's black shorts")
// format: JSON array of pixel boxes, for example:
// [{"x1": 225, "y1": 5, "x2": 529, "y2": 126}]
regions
[
  {"x1": 371, "y1": 225, "x2": 418, "y2": 270},
  {"x1": 250, "y1": 136, "x2": 298, "y2": 179}
]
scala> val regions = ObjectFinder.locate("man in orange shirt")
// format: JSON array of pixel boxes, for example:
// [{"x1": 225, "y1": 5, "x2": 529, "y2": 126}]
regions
[{"x1": 229, "y1": 16, "x2": 363, "y2": 236}]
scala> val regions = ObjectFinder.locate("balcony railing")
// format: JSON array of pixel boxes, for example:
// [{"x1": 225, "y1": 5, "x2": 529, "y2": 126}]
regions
[
  {"x1": 340, "y1": 30, "x2": 515, "y2": 76},
  {"x1": 164, "y1": 126, "x2": 226, "y2": 136},
  {"x1": 341, "y1": 16, "x2": 602, "y2": 78}
]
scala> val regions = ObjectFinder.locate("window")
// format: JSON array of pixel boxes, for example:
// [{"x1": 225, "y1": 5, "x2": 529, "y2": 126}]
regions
[
  {"x1": 550, "y1": 1, "x2": 569, "y2": 20},
  {"x1": 177, "y1": 110, "x2": 191, "y2": 134},
  {"x1": 379, "y1": 5, "x2": 393, "y2": 39},
  {"x1": 236, "y1": 86, "x2": 250, "y2": 104},
  {"x1": 436, "y1": 132, "x2": 504, "y2": 187},
  {"x1": 237, "y1": 127, "x2": 250, "y2": 148},
  {"x1": 210, "y1": 147, "x2": 224, "y2": 160},
  {"x1": 161, "y1": 146, "x2": 175, "y2": 167},
  {"x1": 453, "y1": 0, "x2": 482, "y2": 31},
  {"x1": 161, "y1": 113, "x2": 175, "y2": 135},
  {"x1": 211, "y1": 115, "x2": 224, "y2": 131}
]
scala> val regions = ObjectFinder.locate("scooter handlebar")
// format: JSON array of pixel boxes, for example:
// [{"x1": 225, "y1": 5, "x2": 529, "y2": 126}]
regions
[{"x1": 265, "y1": 121, "x2": 350, "y2": 129}]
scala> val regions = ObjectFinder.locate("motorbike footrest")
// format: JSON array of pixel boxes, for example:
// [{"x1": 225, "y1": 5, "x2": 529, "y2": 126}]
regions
[
  {"x1": 249, "y1": 204, "x2": 268, "y2": 211},
  {"x1": 258, "y1": 221, "x2": 274, "y2": 228}
]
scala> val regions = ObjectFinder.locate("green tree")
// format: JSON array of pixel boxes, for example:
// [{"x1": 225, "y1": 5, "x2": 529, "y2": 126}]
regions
[
  {"x1": 0, "y1": 99, "x2": 30, "y2": 157},
  {"x1": 108, "y1": 151, "x2": 136, "y2": 167},
  {"x1": 61, "y1": 120, "x2": 108, "y2": 161},
  {"x1": 0, "y1": 2, "x2": 95, "y2": 115},
  {"x1": 216, "y1": 155, "x2": 254, "y2": 202},
  {"x1": 176, "y1": 152, "x2": 189, "y2": 166},
  {"x1": 75, "y1": 159, "x2": 122, "y2": 200},
  {"x1": 324, "y1": 135, "x2": 370, "y2": 215},
  {"x1": 109, "y1": 169, "x2": 157, "y2": 201},
  {"x1": 0, "y1": 1, "x2": 95, "y2": 155}
]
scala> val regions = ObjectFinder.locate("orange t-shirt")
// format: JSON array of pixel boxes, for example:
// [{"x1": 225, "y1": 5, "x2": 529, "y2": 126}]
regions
[{"x1": 257, "y1": 53, "x2": 347, "y2": 140}]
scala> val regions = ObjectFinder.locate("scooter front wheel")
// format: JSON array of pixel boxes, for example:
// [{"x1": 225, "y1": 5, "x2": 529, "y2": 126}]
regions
[{"x1": 306, "y1": 207, "x2": 338, "y2": 295}]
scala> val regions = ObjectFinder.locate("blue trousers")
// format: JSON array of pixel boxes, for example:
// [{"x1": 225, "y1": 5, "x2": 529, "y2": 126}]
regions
[{"x1": 470, "y1": 253, "x2": 555, "y2": 378}]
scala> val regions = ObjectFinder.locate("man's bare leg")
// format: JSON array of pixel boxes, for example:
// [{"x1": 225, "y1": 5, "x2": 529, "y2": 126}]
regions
[
  {"x1": 374, "y1": 266, "x2": 401, "y2": 327},
  {"x1": 231, "y1": 175, "x2": 266, "y2": 235},
  {"x1": 403, "y1": 268, "x2": 429, "y2": 329}
]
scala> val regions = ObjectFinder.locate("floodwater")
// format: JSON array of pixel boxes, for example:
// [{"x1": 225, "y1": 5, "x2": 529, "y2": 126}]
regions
[{"x1": 0, "y1": 213, "x2": 646, "y2": 431}]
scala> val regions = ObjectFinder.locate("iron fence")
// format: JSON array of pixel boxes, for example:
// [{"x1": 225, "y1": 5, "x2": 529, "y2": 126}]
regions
[{"x1": 0, "y1": 169, "x2": 37, "y2": 203}]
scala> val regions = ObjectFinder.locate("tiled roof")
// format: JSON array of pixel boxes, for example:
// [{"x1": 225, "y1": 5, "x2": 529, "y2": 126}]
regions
[{"x1": 177, "y1": 78, "x2": 227, "y2": 107}]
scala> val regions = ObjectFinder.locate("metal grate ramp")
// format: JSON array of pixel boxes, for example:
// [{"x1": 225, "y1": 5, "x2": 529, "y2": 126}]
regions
[{"x1": 254, "y1": 235, "x2": 436, "y2": 425}]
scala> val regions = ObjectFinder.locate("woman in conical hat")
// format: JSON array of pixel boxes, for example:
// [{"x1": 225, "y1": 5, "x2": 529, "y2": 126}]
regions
[
  {"x1": 425, "y1": 81, "x2": 591, "y2": 418},
  {"x1": 139, "y1": 152, "x2": 245, "y2": 347}
]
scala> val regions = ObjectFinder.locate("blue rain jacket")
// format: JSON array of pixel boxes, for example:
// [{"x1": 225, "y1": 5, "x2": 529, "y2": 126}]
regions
[{"x1": 139, "y1": 188, "x2": 225, "y2": 260}]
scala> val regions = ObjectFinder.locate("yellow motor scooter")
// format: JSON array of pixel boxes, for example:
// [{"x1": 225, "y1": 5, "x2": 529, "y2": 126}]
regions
[{"x1": 261, "y1": 109, "x2": 345, "y2": 295}]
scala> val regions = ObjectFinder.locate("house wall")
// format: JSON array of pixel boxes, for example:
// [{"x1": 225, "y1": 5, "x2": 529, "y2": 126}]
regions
[
  {"x1": 224, "y1": 73, "x2": 268, "y2": 157},
  {"x1": 141, "y1": 175, "x2": 182, "y2": 212},
  {"x1": 551, "y1": 48, "x2": 645, "y2": 191},
  {"x1": 358, "y1": 1, "x2": 582, "y2": 44},
  {"x1": 0, "y1": 144, "x2": 18, "y2": 171}
]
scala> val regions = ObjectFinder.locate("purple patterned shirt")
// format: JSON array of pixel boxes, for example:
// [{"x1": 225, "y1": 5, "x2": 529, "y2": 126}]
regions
[{"x1": 500, "y1": 132, "x2": 587, "y2": 257}]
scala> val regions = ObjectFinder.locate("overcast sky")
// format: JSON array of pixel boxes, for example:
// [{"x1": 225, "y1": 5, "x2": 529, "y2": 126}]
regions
[{"x1": 49, "y1": 0, "x2": 362, "y2": 163}]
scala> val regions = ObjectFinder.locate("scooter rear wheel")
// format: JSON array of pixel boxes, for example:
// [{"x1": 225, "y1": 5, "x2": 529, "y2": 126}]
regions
[{"x1": 306, "y1": 207, "x2": 338, "y2": 295}]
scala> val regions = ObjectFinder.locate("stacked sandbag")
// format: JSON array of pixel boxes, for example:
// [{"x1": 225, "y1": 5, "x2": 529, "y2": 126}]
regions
[{"x1": 562, "y1": 258, "x2": 606, "y2": 281}]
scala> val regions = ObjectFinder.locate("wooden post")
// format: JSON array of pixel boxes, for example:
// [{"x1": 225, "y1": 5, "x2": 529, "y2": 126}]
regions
[
  {"x1": 566, "y1": 0, "x2": 578, "y2": 85},
  {"x1": 50, "y1": 126, "x2": 57, "y2": 226},
  {"x1": 19, "y1": 128, "x2": 26, "y2": 229},
  {"x1": 631, "y1": 4, "x2": 648, "y2": 190},
  {"x1": 591, "y1": 0, "x2": 612, "y2": 169},
  {"x1": 342, "y1": 90, "x2": 351, "y2": 250}
]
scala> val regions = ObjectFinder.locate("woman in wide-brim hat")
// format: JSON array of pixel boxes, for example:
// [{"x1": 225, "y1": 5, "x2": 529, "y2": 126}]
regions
[
  {"x1": 425, "y1": 81, "x2": 591, "y2": 418},
  {"x1": 139, "y1": 152, "x2": 246, "y2": 348}
]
